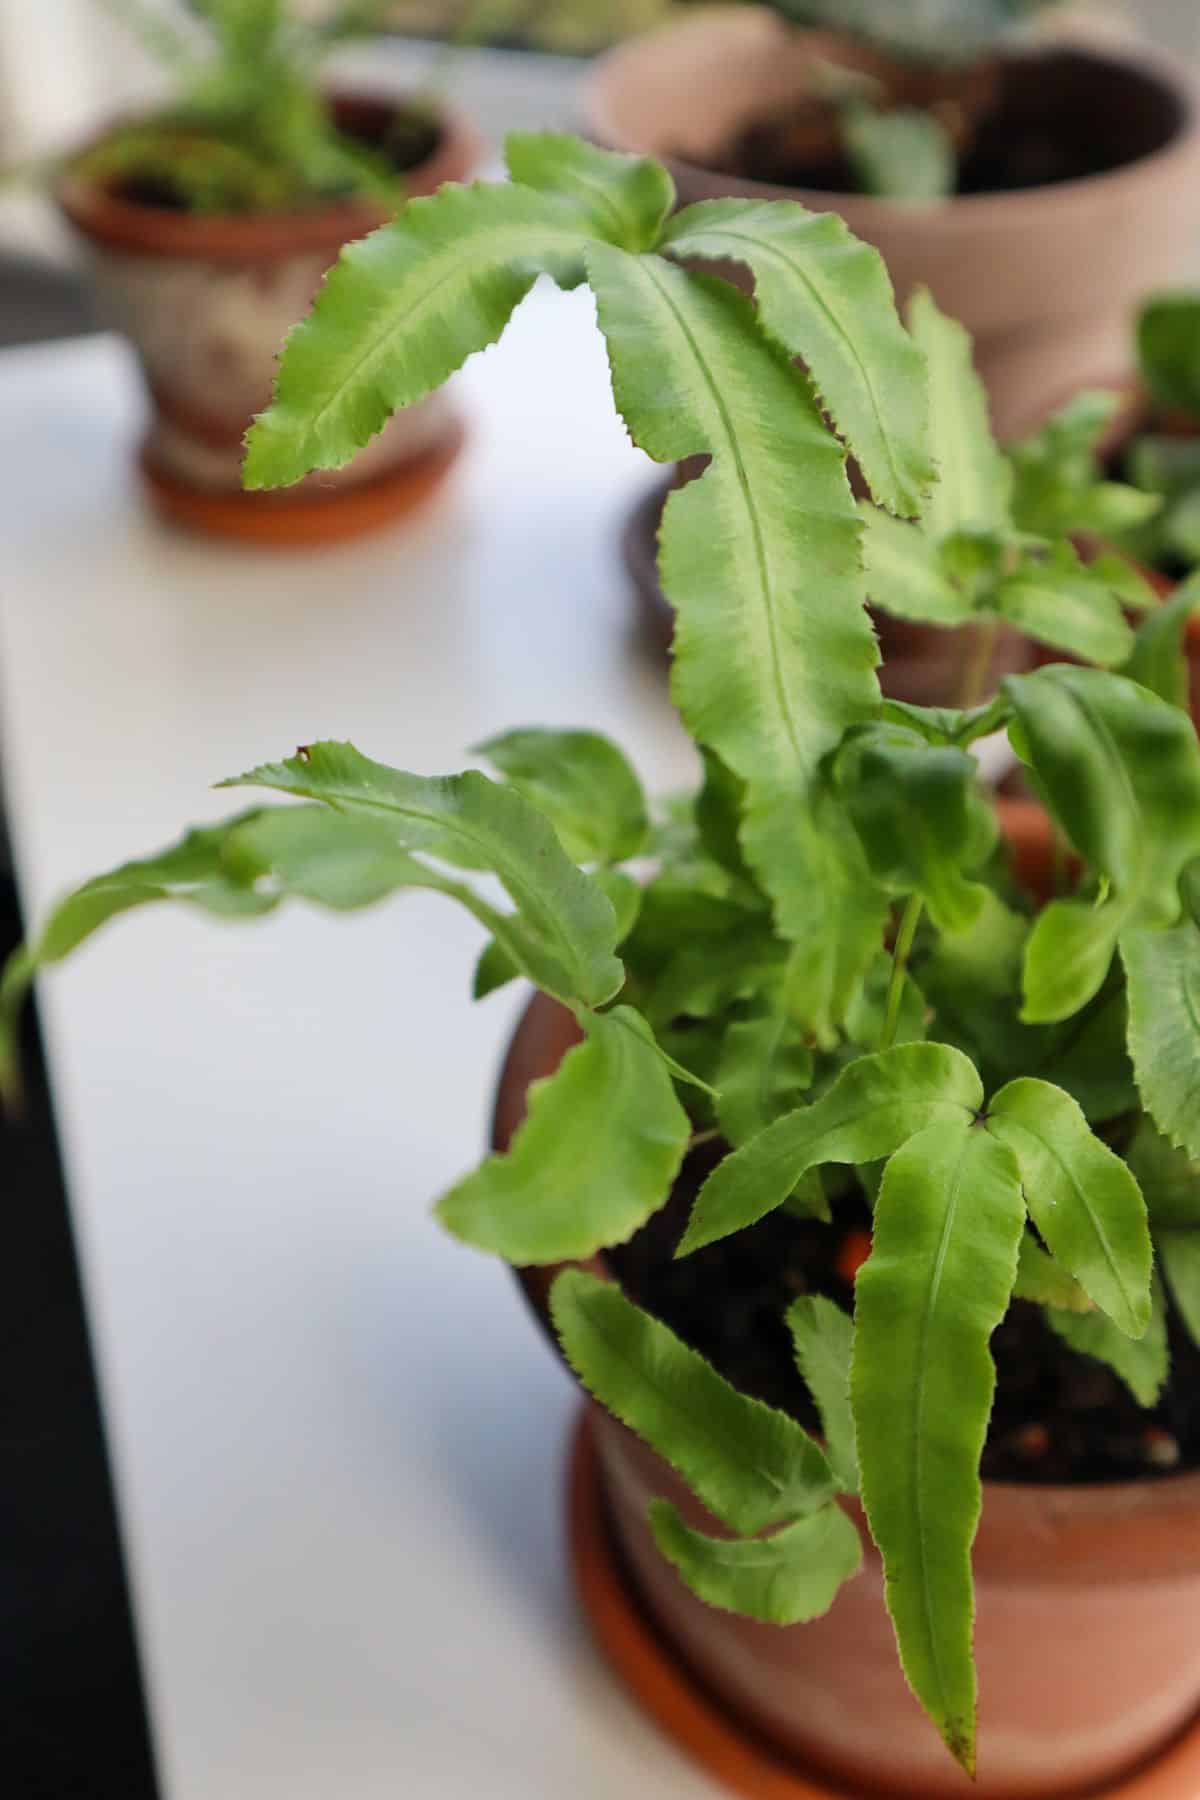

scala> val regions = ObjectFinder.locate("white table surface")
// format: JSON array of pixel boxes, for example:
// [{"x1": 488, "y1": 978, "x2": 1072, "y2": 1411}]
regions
[{"x1": 0, "y1": 286, "x2": 723, "y2": 1799}]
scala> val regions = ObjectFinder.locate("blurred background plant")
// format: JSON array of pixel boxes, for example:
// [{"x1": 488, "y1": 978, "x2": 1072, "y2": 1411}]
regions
[{"x1": 72, "y1": 0, "x2": 426, "y2": 214}]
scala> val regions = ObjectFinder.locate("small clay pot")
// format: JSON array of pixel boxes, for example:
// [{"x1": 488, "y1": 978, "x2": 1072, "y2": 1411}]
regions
[
  {"x1": 496, "y1": 810, "x2": 1200, "y2": 1799},
  {"x1": 586, "y1": 8, "x2": 1200, "y2": 441},
  {"x1": 625, "y1": 467, "x2": 1033, "y2": 706},
  {"x1": 58, "y1": 94, "x2": 479, "y2": 544}
]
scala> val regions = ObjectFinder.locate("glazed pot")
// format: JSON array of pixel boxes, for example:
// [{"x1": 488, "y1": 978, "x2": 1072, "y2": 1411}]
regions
[
  {"x1": 586, "y1": 8, "x2": 1200, "y2": 442},
  {"x1": 58, "y1": 93, "x2": 478, "y2": 544},
  {"x1": 495, "y1": 808, "x2": 1200, "y2": 1799},
  {"x1": 626, "y1": 466, "x2": 1033, "y2": 706}
]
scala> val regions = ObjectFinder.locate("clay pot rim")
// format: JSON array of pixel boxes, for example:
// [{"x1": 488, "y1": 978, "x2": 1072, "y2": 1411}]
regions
[
  {"x1": 586, "y1": 10, "x2": 1200, "y2": 224},
  {"x1": 55, "y1": 88, "x2": 480, "y2": 261},
  {"x1": 499, "y1": 797, "x2": 1200, "y2": 1544}
]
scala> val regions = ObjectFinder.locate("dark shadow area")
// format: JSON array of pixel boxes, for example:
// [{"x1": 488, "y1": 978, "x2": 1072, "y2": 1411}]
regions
[
  {"x1": 0, "y1": 254, "x2": 99, "y2": 350},
  {"x1": 0, "y1": 818, "x2": 159, "y2": 1798}
]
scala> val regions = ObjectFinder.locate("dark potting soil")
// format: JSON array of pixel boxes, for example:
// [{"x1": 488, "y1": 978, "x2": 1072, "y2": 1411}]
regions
[
  {"x1": 722, "y1": 104, "x2": 1109, "y2": 198},
  {"x1": 711, "y1": 50, "x2": 1176, "y2": 197},
  {"x1": 608, "y1": 1143, "x2": 1200, "y2": 1487}
]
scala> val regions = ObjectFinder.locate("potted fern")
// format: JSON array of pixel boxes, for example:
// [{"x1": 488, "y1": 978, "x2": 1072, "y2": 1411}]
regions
[
  {"x1": 57, "y1": 0, "x2": 477, "y2": 543},
  {"x1": 585, "y1": 1, "x2": 1200, "y2": 439},
  {"x1": 13, "y1": 138, "x2": 1200, "y2": 1799}
]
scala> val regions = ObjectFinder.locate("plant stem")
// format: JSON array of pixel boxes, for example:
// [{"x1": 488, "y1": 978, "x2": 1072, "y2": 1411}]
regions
[
  {"x1": 958, "y1": 614, "x2": 1001, "y2": 713},
  {"x1": 882, "y1": 895, "x2": 924, "y2": 1049}
]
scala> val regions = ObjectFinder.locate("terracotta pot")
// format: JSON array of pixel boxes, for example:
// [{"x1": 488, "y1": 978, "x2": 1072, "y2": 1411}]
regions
[
  {"x1": 625, "y1": 467, "x2": 1033, "y2": 705},
  {"x1": 58, "y1": 93, "x2": 479, "y2": 543},
  {"x1": 586, "y1": 8, "x2": 1200, "y2": 442},
  {"x1": 495, "y1": 815, "x2": 1200, "y2": 1799}
]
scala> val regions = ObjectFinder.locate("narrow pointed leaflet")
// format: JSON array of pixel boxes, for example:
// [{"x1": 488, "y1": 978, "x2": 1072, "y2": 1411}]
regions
[{"x1": 852, "y1": 1120, "x2": 1025, "y2": 1778}]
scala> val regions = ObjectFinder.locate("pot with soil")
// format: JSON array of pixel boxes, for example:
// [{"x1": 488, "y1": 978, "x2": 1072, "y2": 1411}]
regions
[
  {"x1": 16, "y1": 139, "x2": 1200, "y2": 1800},
  {"x1": 500, "y1": 972, "x2": 1200, "y2": 1800},
  {"x1": 586, "y1": 5, "x2": 1200, "y2": 442},
  {"x1": 57, "y1": 1, "x2": 478, "y2": 544}
]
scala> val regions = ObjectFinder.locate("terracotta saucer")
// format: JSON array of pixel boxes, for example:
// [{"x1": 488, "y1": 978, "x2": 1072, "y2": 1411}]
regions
[
  {"x1": 567, "y1": 1409, "x2": 1200, "y2": 1800},
  {"x1": 138, "y1": 421, "x2": 465, "y2": 549}
]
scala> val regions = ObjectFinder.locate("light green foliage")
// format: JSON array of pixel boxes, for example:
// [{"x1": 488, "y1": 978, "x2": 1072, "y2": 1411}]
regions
[
  {"x1": 1120, "y1": 574, "x2": 1200, "y2": 709},
  {"x1": 834, "y1": 722, "x2": 994, "y2": 932},
  {"x1": 1123, "y1": 923, "x2": 1200, "y2": 1162},
  {"x1": 243, "y1": 182, "x2": 612, "y2": 489},
  {"x1": 990, "y1": 545, "x2": 1133, "y2": 668},
  {"x1": 852, "y1": 1121, "x2": 1024, "y2": 1776},
  {"x1": 12, "y1": 813, "x2": 278, "y2": 964},
  {"x1": 474, "y1": 728, "x2": 649, "y2": 865},
  {"x1": 918, "y1": 888, "x2": 1030, "y2": 1080},
  {"x1": 1159, "y1": 1233, "x2": 1200, "y2": 1348},
  {"x1": 504, "y1": 130, "x2": 674, "y2": 252},
  {"x1": 223, "y1": 741, "x2": 625, "y2": 1008},
  {"x1": 13, "y1": 136, "x2": 1200, "y2": 1783},
  {"x1": 1127, "y1": 1119, "x2": 1200, "y2": 1230},
  {"x1": 84, "y1": 0, "x2": 402, "y2": 213},
  {"x1": 660, "y1": 198, "x2": 933, "y2": 517},
  {"x1": 551, "y1": 1270, "x2": 836, "y2": 1534},
  {"x1": 248, "y1": 141, "x2": 917, "y2": 1001},
  {"x1": 648, "y1": 1496, "x2": 862, "y2": 1626},
  {"x1": 1047, "y1": 1278, "x2": 1169, "y2": 1409},
  {"x1": 1008, "y1": 391, "x2": 1161, "y2": 542},
  {"x1": 716, "y1": 999, "x2": 815, "y2": 1147},
  {"x1": 437, "y1": 1007, "x2": 689, "y2": 1261},
  {"x1": 859, "y1": 296, "x2": 1139, "y2": 672},
  {"x1": 858, "y1": 501, "x2": 971, "y2": 623},
  {"x1": 1012, "y1": 1236, "x2": 1093, "y2": 1313},
  {"x1": 742, "y1": 793, "x2": 890, "y2": 1047},
  {"x1": 1007, "y1": 666, "x2": 1200, "y2": 1019},
  {"x1": 473, "y1": 866, "x2": 641, "y2": 1001},
  {"x1": 680, "y1": 1043, "x2": 983, "y2": 1255},
  {"x1": 911, "y1": 287, "x2": 1010, "y2": 541},
  {"x1": 588, "y1": 242, "x2": 877, "y2": 817},
  {"x1": 843, "y1": 103, "x2": 955, "y2": 202},
  {"x1": 844, "y1": 950, "x2": 926, "y2": 1050},
  {"x1": 986, "y1": 1078, "x2": 1152, "y2": 1335},
  {"x1": 787, "y1": 1296, "x2": 858, "y2": 1491},
  {"x1": 1120, "y1": 293, "x2": 1200, "y2": 571}
]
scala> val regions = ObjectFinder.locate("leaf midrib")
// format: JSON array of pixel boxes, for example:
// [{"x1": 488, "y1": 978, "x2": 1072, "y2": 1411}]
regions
[
  {"x1": 313, "y1": 781, "x2": 601, "y2": 997},
  {"x1": 910, "y1": 1127, "x2": 971, "y2": 1732},
  {"x1": 993, "y1": 1112, "x2": 1135, "y2": 1326},
  {"x1": 572, "y1": 1292, "x2": 827, "y2": 1526},
  {"x1": 672, "y1": 222, "x2": 907, "y2": 511},
  {"x1": 283, "y1": 213, "x2": 586, "y2": 453},
  {"x1": 639, "y1": 255, "x2": 804, "y2": 775}
]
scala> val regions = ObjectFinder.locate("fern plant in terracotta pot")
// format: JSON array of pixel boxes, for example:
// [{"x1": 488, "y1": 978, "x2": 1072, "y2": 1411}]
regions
[
  {"x1": 57, "y1": 0, "x2": 478, "y2": 543},
  {"x1": 12, "y1": 139, "x2": 1200, "y2": 1799},
  {"x1": 586, "y1": 1, "x2": 1200, "y2": 439}
]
